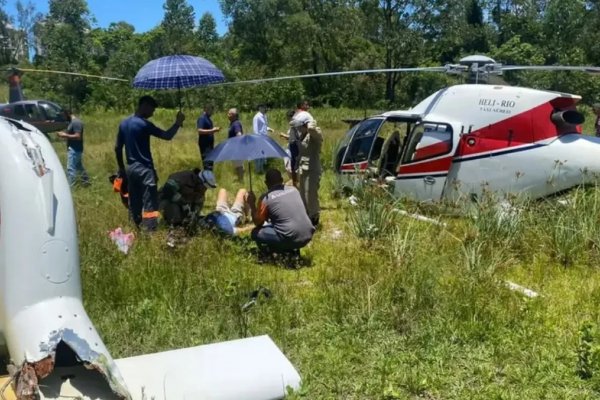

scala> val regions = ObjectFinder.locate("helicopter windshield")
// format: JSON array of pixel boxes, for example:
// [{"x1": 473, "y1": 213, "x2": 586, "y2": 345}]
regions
[{"x1": 38, "y1": 101, "x2": 66, "y2": 121}]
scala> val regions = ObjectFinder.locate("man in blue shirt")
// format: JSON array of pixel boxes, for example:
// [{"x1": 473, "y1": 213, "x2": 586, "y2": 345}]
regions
[
  {"x1": 115, "y1": 95, "x2": 185, "y2": 231},
  {"x1": 58, "y1": 110, "x2": 89, "y2": 187},
  {"x1": 227, "y1": 108, "x2": 244, "y2": 181},
  {"x1": 197, "y1": 104, "x2": 220, "y2": 170}
]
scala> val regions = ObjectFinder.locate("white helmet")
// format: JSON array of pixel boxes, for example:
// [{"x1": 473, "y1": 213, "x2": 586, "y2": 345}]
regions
[{"x1": 199, "y1": 170, "x2": 216, "y2": 188}]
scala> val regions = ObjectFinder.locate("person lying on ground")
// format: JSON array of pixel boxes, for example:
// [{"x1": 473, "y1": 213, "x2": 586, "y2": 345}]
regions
[
  {"x1": 247, "y1": 168, "x2": 315, "y2": 254},
  {"x1": 159, "y1": 168, "x2": 216, "y2": 226},
  {"x1": 203, "y1": 188, "x2": 255, "y2": 236}
]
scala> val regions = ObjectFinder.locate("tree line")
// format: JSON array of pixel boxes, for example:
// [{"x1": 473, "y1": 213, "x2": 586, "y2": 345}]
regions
[{"x1": 2, "y1": 0, "x2": 600, "y2": 112}]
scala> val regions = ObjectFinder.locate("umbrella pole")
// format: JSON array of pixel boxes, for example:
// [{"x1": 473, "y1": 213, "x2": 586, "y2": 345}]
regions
[
  {"x1": 178, "y1": 82, "x2": 182, "y2": 112},
  {"x1": 248, "y1": 160, "x2": 253, "y2": 192}
]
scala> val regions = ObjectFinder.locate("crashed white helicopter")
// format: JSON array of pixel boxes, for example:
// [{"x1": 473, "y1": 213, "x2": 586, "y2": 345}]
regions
[
  {"x1": 227, "y1": 55, "x2": 600, "y2": 202},
  {"x1": 331, "y1": 56, "x2": 600, "y2": 202}
]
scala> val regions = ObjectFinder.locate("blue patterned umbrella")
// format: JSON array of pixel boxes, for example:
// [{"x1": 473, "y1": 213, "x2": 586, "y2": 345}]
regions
[{"x1": 133, "y1": 55, "x2": 225, "y2": 90}]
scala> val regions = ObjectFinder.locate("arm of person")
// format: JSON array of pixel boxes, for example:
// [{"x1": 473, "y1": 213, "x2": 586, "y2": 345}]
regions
[
  {"x1": 247, "y1": 192, "x2": 268, "y2": 227},
  {"x1": 115, "y1": 128, "x2": 126, "y2": 173},
  {"x1": 197, "y1": 126, "x2": 220, "y2": 136},
  {"x1": 149, "y1": 111, "x2": 185, "y2": 141},
  {"x1": 58, "y1": 131, "x2": 81, "y2": 140}
]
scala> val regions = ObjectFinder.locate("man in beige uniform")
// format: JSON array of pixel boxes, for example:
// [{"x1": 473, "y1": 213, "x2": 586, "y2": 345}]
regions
[{"x1": 289, "y1": 112, "x2": 323, "y2": 227}]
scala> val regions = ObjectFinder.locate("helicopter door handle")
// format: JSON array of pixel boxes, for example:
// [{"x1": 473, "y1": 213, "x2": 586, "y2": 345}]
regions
[{"x1": 423, "y1": 176, "x2": 436, "y2": 185}]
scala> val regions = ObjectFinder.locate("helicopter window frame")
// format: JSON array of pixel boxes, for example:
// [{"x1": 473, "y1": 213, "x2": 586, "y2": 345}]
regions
[
  {"x1": 401, "y1": 121, "x2": 454, "y2": 164},
  {"x1": 38, "y1": 101, "x2": 64, "y2": 121},
  {"x1": 341, "y1": 118, "x2": 385, "y2": 165}
]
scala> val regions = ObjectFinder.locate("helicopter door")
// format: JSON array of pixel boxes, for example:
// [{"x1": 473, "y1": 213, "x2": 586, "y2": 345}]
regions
[
  {"x1": 336, "y1": 118, "x2": 384, "y2": 174},
  {"x1": 396, "y1": 122, "x2": 454, "y2": 201}
]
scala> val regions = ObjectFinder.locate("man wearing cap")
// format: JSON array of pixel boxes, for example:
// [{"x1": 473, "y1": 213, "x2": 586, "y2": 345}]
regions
[
  {"x1": 115, "y1": 95, "x2": 185, "y2": 231},
  {"x1": 247, "y1": 169, "x2": 315, "y2": 253},
  {"x1": 159, "y1": 168, "x2": 216, "y2": 227},
  {"x1": 252, "y1": 104, "x2": 274, "y2": 173},
  {"x1": 289, "y1": 112, "x2": 323, "y2": 227}
]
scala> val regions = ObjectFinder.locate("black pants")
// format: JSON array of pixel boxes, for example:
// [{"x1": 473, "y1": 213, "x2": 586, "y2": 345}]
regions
[
  {"x1": 127, "y1": 163, "x2": 159, "y2": 230},
  {"x1": 199, "y1": 137, "x2": 214, "y2": 170}
]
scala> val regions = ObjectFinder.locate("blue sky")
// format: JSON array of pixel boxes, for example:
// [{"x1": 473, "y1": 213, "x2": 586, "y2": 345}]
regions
[{"x1": 7, "y1": 0, "x2": 227, "y2": 35}]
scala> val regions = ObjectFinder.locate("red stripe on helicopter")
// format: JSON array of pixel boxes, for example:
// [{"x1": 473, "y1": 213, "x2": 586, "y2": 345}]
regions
[
  {"x1": 398, "y1": 156, "x2": 452, "y2": 175},
  {"x1": 340, "y1": 161, "x2": 368, "y2": 172},
  {"x1": 457, "y1": 98, "x2": 581, "y2": 158}
]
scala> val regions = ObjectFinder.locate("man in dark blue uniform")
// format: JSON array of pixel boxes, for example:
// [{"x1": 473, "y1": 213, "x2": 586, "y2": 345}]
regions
[
  {"x1": 115, "y1": 95, "x2": 185, "y2": 231},
  {"x1": 197, "y1": 104, "x2": 220, "y2": 170}
]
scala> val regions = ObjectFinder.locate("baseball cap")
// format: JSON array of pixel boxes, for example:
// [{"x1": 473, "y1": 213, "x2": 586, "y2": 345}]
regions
[
  {"x1": 199, "y1": 170, "x2": 217, "y2": 188},
  {"x1": 289, "y1": 111, "x2": 312, "y2": 128}
]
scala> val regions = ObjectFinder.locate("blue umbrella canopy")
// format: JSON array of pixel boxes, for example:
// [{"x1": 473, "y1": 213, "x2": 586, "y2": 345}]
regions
[
  {"x1": 132, "y1": 55, "x2": 225, "y2": 90},
  {"x1": 205, "y1": 135, "x2": 289, "y2": 190},
  {"x1": 205, "y1": 134, "x2": 288, "y2": 162}
]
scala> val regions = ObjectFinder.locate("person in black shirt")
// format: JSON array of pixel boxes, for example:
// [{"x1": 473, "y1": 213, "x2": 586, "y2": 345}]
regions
[
  {"x1": 115, "y1": 95, "x2": 185, "y2": 231},
  {"x1": 58, "y1": 111, "x2": 89, "y2": 187},
  {"x1": 197, "y1": 104, "x2": 220, "y2": 170}
]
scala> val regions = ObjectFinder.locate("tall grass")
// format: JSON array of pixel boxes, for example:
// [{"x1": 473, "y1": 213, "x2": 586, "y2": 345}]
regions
[{"x1": 43, "y1": 106, "x2": 600, "y2": 399}]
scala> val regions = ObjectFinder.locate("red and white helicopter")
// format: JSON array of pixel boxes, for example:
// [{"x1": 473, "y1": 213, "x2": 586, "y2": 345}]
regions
[
  {"x1": 331, "y1": 55, "x2": 600, "y2": 202},
  {"x1": 232, "y1": 54, "x2": 600, "y2": 202}
]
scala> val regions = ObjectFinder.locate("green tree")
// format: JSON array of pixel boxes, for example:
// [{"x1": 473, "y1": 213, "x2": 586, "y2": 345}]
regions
[
  {"x1": 35, "y1": 0, "x2": 94, "y2": 106},
  {"x1": 161, "y1": 0, "x2": 195, "y2": 54}
]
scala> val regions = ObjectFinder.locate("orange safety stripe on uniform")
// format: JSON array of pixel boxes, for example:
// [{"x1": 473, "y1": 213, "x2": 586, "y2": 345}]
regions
[
  {"x1": 142, "y1": 211, "x2": 160, "y2": 219},
  {"x1": 113, "y1": 177, "x2": 123, "y2": 192}
]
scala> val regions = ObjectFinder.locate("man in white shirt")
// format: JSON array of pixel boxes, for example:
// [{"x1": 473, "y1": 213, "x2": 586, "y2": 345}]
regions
[{"x1": 252, "y1": 104, "x2": 273, "y2": 173}]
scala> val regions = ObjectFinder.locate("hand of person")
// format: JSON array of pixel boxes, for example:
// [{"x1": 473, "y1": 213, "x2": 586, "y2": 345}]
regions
[
  {"x1": 246, "y1": 191, "x2": 257, "y2": 205},
  {"x1": 176, "y1": 111, "x2": 185, "y2": 126},
  {"x1": 57, "y1": 132, "x2": 66, "y2": 139},
  {"x1": 213, "y1": 126, "x2": 221, "y2": 133}
]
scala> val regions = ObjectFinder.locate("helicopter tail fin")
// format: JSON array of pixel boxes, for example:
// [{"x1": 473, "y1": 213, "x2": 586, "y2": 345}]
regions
[{"x1": 7, "y1": 68, "x2": 25, "y2": 103}]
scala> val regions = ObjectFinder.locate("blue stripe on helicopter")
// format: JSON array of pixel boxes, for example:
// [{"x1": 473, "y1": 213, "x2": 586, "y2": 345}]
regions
[
  {"x1": 453, "y1": 143, "x2": 546, "y2": 163},
  {"x1": 396, "y1": 172, "x2": 448, "y2": 180}
]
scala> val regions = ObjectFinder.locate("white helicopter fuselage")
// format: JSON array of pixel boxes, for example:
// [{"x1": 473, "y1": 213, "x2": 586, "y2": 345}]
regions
[{"x1": 336, "y1": 84, "x2": 600, "y2": 201}]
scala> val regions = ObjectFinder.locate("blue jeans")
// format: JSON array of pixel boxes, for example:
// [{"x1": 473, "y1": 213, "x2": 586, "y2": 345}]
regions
[{"x1": 67, "y1": 147, "x2": 89, "y2": 186}]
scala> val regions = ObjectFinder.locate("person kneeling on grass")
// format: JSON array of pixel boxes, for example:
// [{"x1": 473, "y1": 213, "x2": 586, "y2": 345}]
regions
[
  {"x1": 159, "y1": 168, "x2": 216, "y2": 227},
  {"x1": 203, "y1": 188, "x2": 254, "y2": 236},
  {"x1": 247, "y1": 169, "x2": 315, "y2": 255}
]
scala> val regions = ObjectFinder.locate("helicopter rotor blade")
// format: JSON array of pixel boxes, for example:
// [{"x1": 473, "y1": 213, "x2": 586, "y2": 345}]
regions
[
  {"x1": 16, "y1": 67, "x2": 128, "y2": 82},
  {"x1": 215, "y1": 66, "x2": 448, "y2": 86},
  {"x1": 501, "y1": 65, "x2": 600, "y2": 74}
]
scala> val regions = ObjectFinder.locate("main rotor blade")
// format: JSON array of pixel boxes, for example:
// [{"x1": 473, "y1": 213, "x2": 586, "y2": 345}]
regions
[
  {"x1": 18, "y1": 68, "x2": 129, "y2": 82},
  {"x1": 502, "y1": 65, "x2": 600, "y2": 74},
  {"x1": 216, "y1": 67, "x2": 447, "y2": 86}
]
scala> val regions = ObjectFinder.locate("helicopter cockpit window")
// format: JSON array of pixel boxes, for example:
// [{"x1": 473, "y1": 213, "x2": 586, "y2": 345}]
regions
[
  {"x1": 39, "y1": 101, "x2": 64, "y2": 121},
  {"x1": 13, "y1": 105, "x2": 25, "y2": 118},
  {"x1": 343, "y1": 118, "x2": 384, "y2": 164},
  {"x1": 402, "y1": 122, "x2": 453, "y2": 163},
  {"x1": 25, "y1": 104, "x2": 42, "y2": 120}
]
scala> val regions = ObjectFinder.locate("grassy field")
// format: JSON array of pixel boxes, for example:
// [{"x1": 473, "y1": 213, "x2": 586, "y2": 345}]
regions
[{"x1": 49, "y1": 105, "x2": 600, "y2": 399}]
